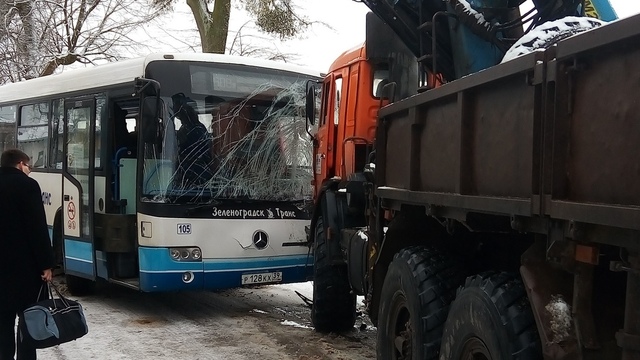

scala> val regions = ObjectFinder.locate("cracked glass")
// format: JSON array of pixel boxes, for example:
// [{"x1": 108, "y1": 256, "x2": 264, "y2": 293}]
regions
[{"x1": 142, "y1": 62, "x2": 317, "y2": 204}]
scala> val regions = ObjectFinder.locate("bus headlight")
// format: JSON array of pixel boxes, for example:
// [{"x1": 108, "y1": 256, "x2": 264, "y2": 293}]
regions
[{"x1": 168, "y1": 247, "x2": 203, "y2": 262}]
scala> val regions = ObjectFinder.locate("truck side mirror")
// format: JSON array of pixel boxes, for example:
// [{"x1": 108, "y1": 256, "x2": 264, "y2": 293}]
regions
[
  {"x1": 141, "y1": 97, "x2": 159, "y2": 144},
  {"x1": 305, "y1": 81, "x2": 316, "y2": 126}
]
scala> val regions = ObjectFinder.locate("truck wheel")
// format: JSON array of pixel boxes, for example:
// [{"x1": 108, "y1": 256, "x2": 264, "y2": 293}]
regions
[
  {"x1": 439, "y1": 272, "x2": 541, "y2": 360},
  {"x1": 502, "y1": 16, "x2": 605, "y2": 62},
  {"x1": 377, "y1": 247, "x2": 465, "y2": 360},
  {"x1": 311, "y1": 216, "x2": 356, "y2": 332},
  {"x1": 65, "y1": 274, "x2": 96, "y2": 296}
]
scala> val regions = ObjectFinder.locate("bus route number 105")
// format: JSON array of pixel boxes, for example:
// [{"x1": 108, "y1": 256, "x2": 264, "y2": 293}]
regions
[{"x1": 177, "y1": 223, "x2": 192, "y2": 235}]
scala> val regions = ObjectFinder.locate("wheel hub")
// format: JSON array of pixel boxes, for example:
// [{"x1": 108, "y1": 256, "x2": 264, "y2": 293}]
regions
[
  {"x1": 460, "y1": 337, "x2": 491, "y2": 360},
  {"x1": 390, "y1": 294, "x2": 412, "y2": 359}
]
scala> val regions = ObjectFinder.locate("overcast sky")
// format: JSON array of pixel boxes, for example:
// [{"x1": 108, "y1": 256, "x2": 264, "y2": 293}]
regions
[{"x1": 143, "y1": 1, "x2": 640, "y2": 73}]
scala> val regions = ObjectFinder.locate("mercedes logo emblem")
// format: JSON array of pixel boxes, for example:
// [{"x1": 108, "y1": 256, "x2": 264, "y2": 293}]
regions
[{"x1": 252, "y1": 230, "x2": 269, "y2": 249}]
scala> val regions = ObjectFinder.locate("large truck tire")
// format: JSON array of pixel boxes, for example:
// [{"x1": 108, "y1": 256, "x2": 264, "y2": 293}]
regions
[
  {"x1": 439, "y1": 272, "x2": 541, "y2": 360},
  {"x1": 377, "y1": 246, "x2": 466, "y2": 360},
  {"x1": 311, "y1": 216, "x2": 356, "y2": 332}
]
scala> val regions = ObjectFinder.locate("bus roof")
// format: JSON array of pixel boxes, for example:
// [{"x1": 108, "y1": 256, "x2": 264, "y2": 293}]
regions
[{"x1": 0, "y1": 53, "x2": 322, "y2": 104}]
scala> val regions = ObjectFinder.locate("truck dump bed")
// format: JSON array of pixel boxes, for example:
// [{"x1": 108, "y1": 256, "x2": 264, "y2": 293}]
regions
[{"x1": 376, "y1": 13, "x2": 640, "y2": 237}]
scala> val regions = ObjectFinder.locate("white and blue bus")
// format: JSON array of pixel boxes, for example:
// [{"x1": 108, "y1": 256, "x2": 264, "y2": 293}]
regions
[{"x1": 0, "y1": 53, "x2": 320, "y2": 293}]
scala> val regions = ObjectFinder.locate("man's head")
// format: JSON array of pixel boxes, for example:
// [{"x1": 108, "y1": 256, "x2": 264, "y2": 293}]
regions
[
  {"x1": 172, "y1": 93, "x2": 199, "y2": 125},
  {"x1": 1, "y1": 148, "x2": 32, "y2": 174}
]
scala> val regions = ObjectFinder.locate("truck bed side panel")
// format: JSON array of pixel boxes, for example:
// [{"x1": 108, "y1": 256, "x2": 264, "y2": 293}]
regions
[
  {"x1": 378, "y1": 52, "x2": 543, "y2": 216},
  {"x1": 546, "y1": 16, "x2": 640, "y2": 230}
]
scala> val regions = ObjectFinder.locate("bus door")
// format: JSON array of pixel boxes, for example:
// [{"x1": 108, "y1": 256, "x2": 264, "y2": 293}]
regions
[{"x1": 62, "y1": 98, "x2": 97, "y2": 280}]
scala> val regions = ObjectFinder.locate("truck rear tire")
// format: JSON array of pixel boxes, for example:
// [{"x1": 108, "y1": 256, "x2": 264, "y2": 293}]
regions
[
  {"x1": 439, "y1": 272, "x2": 541, "y2": 360},
  {"x1": 377, "y1": 247, "x2": 465, "y2": 360},
  {"x1": 311, "y1": 216, "x2": 356, "y2": 332}
]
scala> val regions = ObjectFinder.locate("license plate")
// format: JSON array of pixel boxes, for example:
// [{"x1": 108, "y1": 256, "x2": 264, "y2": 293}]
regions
[{"x1": 241, "y1": 272, "x2": 283, "y2": 285}]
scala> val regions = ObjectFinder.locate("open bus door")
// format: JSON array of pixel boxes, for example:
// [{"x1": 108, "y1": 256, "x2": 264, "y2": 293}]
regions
[{"x1": 62, "y1": 97, "x2": 97, "y2": 283}]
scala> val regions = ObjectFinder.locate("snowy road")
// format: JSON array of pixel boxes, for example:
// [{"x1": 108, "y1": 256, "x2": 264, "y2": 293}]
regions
[{"x1": 36, "y1": 280, "x2": 376, "y2": 360}]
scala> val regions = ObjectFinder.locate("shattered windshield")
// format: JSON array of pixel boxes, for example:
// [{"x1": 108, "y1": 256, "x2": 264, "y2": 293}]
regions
[{"x1": 142, "y1": 61, "x2": 317, "y2": 204}]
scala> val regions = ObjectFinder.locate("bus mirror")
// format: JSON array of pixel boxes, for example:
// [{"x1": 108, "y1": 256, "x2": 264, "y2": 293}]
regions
[
  {"x1": 134, "y1": 77, "x2": 159, "y2": 96},
  {"x1": 141, "y1": 97, "x2": 159, "y2": 144},
  {"x1": 305, "y1": 82, "x2": 316, "y2": 126}
]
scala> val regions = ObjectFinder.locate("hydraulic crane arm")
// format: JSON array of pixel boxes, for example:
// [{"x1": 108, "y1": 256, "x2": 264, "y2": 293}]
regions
[{"x1": 358, "y1": 0, "x2": 618, "y2": 82}]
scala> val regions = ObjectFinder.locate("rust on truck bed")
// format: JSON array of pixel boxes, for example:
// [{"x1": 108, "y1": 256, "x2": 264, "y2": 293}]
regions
[
  {"x1": 545, "y1": 15, "x2": 640, "y2": 233},
  {"x1": 376, "y1": 50, "x2": 544, "y2": 218},
  {"x1": 373, "y1": 13, "x2": 640, "y2": 360},
  {"x1": 376, "y1": 13, "x2": 640, "y2": 241}
]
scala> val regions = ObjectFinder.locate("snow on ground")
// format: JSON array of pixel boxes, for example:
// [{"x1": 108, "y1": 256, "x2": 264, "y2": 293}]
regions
[{"x1": 22, "y1": 279, "x2": 375, "y2": 360}]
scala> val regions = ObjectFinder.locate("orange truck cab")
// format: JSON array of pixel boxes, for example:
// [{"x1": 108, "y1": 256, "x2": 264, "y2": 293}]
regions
[
  {"x1": 312, "y1": 44, "x2": 384, "y2": 198},
  {"x1": 305, "y1": 13, "x2": 418, "y2": 332}
]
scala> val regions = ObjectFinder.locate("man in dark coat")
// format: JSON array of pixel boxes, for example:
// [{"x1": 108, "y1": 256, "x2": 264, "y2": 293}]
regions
[
  {"x1": 172, "y1": 93, "x2": 213, "y2": 187},
  {"x1": 0, "y1": 149, "x2": 55, "y2": 360}
]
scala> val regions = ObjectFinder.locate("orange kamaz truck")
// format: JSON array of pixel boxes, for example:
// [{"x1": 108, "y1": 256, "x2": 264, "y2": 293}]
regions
[{"x1": 305, "y1": 1, "x2": 640, "y2": 359}]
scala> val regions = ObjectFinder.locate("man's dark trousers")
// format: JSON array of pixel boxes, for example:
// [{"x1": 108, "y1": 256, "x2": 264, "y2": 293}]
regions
[{"x1": 0, "y1": 287, "x2": 39, "y2": 360}]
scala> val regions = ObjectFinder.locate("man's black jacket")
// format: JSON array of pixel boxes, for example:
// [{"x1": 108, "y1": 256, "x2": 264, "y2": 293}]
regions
[{"x1": 0, "y1": 167, "x2": 55, "y2": 309}]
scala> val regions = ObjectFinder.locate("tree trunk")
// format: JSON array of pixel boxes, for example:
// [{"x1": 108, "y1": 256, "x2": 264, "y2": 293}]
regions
[
  {"x1": 186, "y1": 0, "x2": 231, "y2": 53},
  {"x1": 16, "y1": 1, "x2": 36, "y2": 79},
  {"x1": 39, "y1": 54, "x2": 79, "y2": 77}
]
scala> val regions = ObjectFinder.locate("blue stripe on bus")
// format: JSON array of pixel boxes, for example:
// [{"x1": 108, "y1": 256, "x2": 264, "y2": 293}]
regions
[
  {"x1": 63, "y1": 239, "x2": 94, "y2": 276},
  {"x1": 138, "y1": 247, "x2": 311, "y2": 272},
  {"x1": 64, "y1": 239, "x2": 94, "y2": 262},
  {"x1": 202, "y1": 254, "x2": 312, "y2": 272},
  {"x1": 139, "y1": 266, "x2": 310, "y2": 292},
  {"x1": 138, "y1": 247, "x2": 204, "y2": 272},
  {"x1": 138, "y1": 247, "x2": 312, "y2": 292},
  {"x1": 65, "y1": 258, "x2": 94, "y2": 275}
]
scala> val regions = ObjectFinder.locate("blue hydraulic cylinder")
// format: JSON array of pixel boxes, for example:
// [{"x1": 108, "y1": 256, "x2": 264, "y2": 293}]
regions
[
  {"x1": 446, "y1": 1, "x2": 506, "y2": 78},
  {"x1": 583, "y1": 0, "x2": 618, "y2": 21}
]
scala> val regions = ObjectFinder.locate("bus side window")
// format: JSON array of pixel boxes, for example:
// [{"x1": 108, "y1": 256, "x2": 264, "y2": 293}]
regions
[
  {"x1": 0, "y1": 105, "x2": 17, "y2": 152},
  {"x1": 95, "y1": 95, "x2": 106, "y2": 169},
  {"x1": 18, "y1": 102, "x2": 49, "y2": 169}
]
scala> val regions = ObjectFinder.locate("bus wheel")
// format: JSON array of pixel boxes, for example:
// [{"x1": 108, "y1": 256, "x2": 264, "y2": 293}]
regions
[
  {"x1": 377, "y1": 246, "x2": 465, "y2": 360},
  {"x1": 311, "y1": 216, "x2": 356, "y2": 332},
  {"x1": 439, "y1": 272, "x2": 541, "y2": 360},
  {"x1": 65, "y1": 274, "x2": 96, "y2": 296}
]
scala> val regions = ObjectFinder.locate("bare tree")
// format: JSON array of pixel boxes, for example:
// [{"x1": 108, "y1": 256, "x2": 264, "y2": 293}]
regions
[
  {"x1": 153, "y1": 0, "x2": 312, "y2": 54},
  {"x1": 0, "y1": 0, "x2": 163, "y2": 84},
  {"x1": 226, "y1": 21, "x2": 299, "y2": 61}
]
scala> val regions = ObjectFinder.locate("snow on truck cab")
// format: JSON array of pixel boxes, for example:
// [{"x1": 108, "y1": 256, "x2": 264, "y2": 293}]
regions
[{"x1": 306, "y1": 1, "x2": 640, "y2": 359}]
